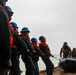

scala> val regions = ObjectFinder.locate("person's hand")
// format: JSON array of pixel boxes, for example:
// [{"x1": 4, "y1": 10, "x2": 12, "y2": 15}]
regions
[
  {"x1": 6, "y1": 59, "x2": 12, "y2": 68},
  {"x1": 27, "y1": 50, "x2": 30, "y2": 52},
  {"x1": 51, "y1": 55, "x2": 54, "y2": 57}
]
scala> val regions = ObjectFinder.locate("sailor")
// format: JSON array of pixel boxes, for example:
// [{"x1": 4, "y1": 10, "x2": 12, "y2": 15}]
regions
[
  {"x1": 0, "y1": 0, "x2": 12, "y2": 75},
  {"x1": 39, "y1": 36, "x2": 54, "y2": 75},
  {"x1": 10, "y1": 22, "x2": 21, "y2": 75},
  {"x1": 60, "y1": 42, "x2": 71, "y2": 58},
  {"x1": 20, "y1": 27, "x2": 35, "y2": 75},
  {"x1": 31, "y1": 37, "x2": 44, "y2": 75},
  {"x1": 72, "y1": 48, "x2": 76, "y2": 58}
]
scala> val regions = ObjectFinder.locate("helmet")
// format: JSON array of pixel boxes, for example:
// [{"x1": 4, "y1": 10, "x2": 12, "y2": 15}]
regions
[
  {"x1": 10, "y1": 22, "x2": 18, "y2": 28},
  {"x1": 4, "y1": 6, "x2": 13, "y2": 14},
  {"x1": 64, "y1": 42, "x2": 67, "y2": 45},
  {"x1": 73, "y1": 48, "x2": 76, "y2": 50},
  {"x1": 39, "y1": 36, "x2": 45, "y2": 41},
  {"x1": 20, "y1": 27, "x2": 30, "y2": 33},
  {"x1": 31, "y1": 38, "x2": 37, "y2": 43}
]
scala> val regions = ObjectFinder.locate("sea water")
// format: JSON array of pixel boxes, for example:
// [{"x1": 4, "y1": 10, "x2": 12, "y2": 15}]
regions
[{"x1": 20, "y1": 54, "x2": 60, "y2": 71}]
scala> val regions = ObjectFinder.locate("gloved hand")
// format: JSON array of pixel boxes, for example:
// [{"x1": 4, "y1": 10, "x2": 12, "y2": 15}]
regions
[{"x1": 51, "y1": 54, "x2": 54, "y2": 57}]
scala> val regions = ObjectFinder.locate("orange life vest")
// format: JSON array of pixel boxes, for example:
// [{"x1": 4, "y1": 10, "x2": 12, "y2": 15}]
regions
[
  {"x1": 10, "y1": 35, "x2": 17, "y2": 48},
  {"x1": 20, "y1": 33, "x2": 31, "y2": 42},
  {"x1": 39, "y1": 42, "x2": 51, "y2": 52},
  {"x1": 32, "y1": 43, "x2": 39, "y2": 58}
]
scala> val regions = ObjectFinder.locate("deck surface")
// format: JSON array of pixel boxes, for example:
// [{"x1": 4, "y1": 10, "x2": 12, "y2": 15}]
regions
[
  {"x1": 20, "y1": 67, "x2": 76, "y2": 75},
  {"x1": 39, "y1": 67, "x2": 76, "y2": 75}
]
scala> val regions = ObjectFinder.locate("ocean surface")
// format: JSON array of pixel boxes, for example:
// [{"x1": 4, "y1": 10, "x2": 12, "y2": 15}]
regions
[{"x1": 19, "y1": 54, "x2": 60, "y2": 73}]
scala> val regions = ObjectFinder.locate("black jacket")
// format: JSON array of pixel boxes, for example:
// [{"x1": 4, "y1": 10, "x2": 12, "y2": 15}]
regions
[
  {"x1": 39, "y1": 43, "x2": 52, "y2": 57},
  {"x1": 32, "y1": 45, "x2": 44, "y2": 61},
  {"x1": 0, "y1": 8, "x2": 11, "y2": 65},
  {"x1": 13, "y1": 33, "x2": 29, "y2": 56},
  {"x1": 21, "y1": 36, "x2": 34, "y2": 53}
]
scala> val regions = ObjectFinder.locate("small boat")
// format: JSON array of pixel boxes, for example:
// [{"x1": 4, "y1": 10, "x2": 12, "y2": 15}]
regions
[{"x1": 58, "y1": 58, "x2": 76, "y2": 72}]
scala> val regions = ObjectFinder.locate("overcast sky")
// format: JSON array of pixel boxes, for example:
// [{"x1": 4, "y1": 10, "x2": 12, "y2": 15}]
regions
[{"x1": 6, "y1": 0, "x2": 76, "y2": 54}]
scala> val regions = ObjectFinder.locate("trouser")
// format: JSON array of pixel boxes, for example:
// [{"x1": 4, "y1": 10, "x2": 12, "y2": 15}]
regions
[
  {"x1": 10, "y1": 55, "x2": 20, "y2": 75},
  {"x1": 33, "y1": 61, "x2": 39, "y2": 75},
  {"x1": 21, "y1": 55, "x2": 35, "y2": 75},
  {"x1": 41, "y1": 56, "x2": 54, "y2": 75},
  {"x1": 0, "y1": 65, "x2": 8, "y2": 75}
]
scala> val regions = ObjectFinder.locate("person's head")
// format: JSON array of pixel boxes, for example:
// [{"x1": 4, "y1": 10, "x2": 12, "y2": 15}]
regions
[
  {"x1": 10, "y1": 22, "x2": 19, "y2": 33},
  {"x1": 73, "y1": 48, "x2": 76, "y2": 52},
  {"x1": 63, "y1": 42, "x2": 68, "y2": 47},
  {"x1": 31, "y1": 37, "x2": 38, "y2": 43},
  {"x1": 0, "y1": 0, "x2": 8, "y2": 7},
  {"x1": 20, "y1": 27, "x2": 30, "y2": 36},
  {"x1": 39, "y1": 36, "x2": 46, "y2": 42},
  {"x1": 4, "y1": 6, "x2": 14, "y2": 21}
]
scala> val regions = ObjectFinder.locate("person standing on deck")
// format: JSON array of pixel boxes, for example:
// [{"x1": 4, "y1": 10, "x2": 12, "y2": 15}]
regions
[
  {"x1": 4, "y1": 5, "x2": 14, "y2": 75},
  {"x1": 5, "y1": 5, "x2": 21, "y2": 75},
  {"x1": 39, "y1": 36, "x2": 54, "y2": 75},
  {"x1": 10, "y1": 23, "x2": 34, "y2": 75},
  {"x1": 0, "y1": 0, "x2": 12, "y2": 75},
  {"x1": 60, "y1": 42, "x2": 71, "y2": 58},
  {"x1": 71, "y1": 48, "x2": 76, "y2": 58},
  {"x1": 31, "y1": 37, "x2": 44, "y2": 75},
  {"x1": 10, "y1": 22, "x2": 21, "y2": 75},
  {"x1": 20, "y1": 27, "x2": 35, "y2": 75}
]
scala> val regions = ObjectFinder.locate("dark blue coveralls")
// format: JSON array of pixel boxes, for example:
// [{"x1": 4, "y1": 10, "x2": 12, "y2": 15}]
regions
[
  {"x1": 31, "y1": 43, "x2": 44, "y2": 75},
  {"x1": 39, "y1": 42, "x2": 54, "y2": 75},
  {"x1": 20, "y1": 34, "x2": 35, "y2": 75},
  {"x1": 13, "y1": 33, "x2": 35, "y2": 75}
]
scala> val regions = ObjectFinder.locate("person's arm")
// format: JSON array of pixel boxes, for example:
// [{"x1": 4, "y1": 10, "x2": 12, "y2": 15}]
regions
[
  {"x1": 34, "y1": 46, "x2": 44, "y2": 56},
  {"x1": 22, "y1": 37, "x2": 35, "y2": 52},
  {"x1": 68, "y1": 47, "x2": 71, "y2": 56},
  {"x1": 39, "y1": 44, "x2": 52, "y2": 56},
  {"x1": 13, "y1": 33, "x2": 29, "y2": 55},
  {"x1": 60, "y1": 48, "x2": 63, "y2": 58}
]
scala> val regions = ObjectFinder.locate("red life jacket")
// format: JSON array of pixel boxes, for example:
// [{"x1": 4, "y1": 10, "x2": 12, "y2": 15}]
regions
[
  {"x1": 20, "y1": 33, "x2": 31, "y2": 42},
  {"x1": 8, "y1": 23, "x2": 14, "y2": 35},
  {"x1": 32, "y1": 43, "x2": 39, "y2": 58},
  {"x1": 10, "y1": 35, "x2": 17, "y2": 48},
  {"x1": 32, "y1": 43, "x2": 39, "y2": 48},
  {"x1": 39, "y1": 42, "x2": 51, "y2": 52},
  {"x1": 0, "y1": 5, "x2": 17, "y2": 49}
]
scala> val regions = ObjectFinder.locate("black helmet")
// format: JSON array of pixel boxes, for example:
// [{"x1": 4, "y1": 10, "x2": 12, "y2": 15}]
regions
[
  {"x1": 5, "y1": 6, "x2": 13, "y2": 13},
  {"x1": 20, "y1": 27, "x2": 30, "y2": 33},
  {"x1": 4, "y1": 6, "x2": 14, "y2": 16},
  {"x1": 10, "y1": 22, "x2": 18, "y2": 28},
  {"x1": 64, "y1": 42, "x2": 67, "y2": 45},
  {"x1": 31, "y1": 37, "x2": 37, "y2": 43},
  {"x1": 39, "y1": 36, "x2": 45, "y2": 41}
]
